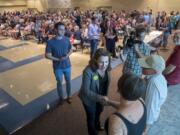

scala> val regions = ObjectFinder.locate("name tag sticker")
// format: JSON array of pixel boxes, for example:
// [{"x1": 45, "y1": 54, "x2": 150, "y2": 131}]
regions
[{"x1": 93, "y1": 75, "x2": 98, "y2": 81}]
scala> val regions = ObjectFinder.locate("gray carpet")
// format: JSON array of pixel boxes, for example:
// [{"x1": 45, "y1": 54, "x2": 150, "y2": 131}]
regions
[
  {"x1": 148, "y1": 84, "x2": 180, "y2": 135},
  {"x1": 9, "y1": 64, "x2": 180, "y2": 135}
]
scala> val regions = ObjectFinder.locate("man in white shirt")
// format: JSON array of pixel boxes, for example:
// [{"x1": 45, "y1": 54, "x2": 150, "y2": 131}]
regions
[
  {"x1": 138, "y1": 55, "x2": 168, "y2": 132},
  {"x1": 88, "y1": 17, "x2": 101, "y2": 58}
]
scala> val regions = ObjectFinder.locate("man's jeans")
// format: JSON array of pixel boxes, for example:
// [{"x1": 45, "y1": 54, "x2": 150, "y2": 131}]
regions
[
  {"x1": 90, "y1": 39, "x2": 99, "y2": 58},
  {"x1": 54, "y1": 67, "x2": 71, "y2": 100}
]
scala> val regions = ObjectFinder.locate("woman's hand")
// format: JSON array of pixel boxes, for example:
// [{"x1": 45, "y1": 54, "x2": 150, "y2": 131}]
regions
[{"x1": 100, "y1": 96, "x2": 109, "y2": 105}]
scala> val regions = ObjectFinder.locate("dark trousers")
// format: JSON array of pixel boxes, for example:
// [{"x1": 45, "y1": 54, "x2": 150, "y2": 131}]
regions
[
  {"x1": 90, "y1": 39, "x2": 98, "y2": 58},
  {"x1": 83, "y1": 103, "x2": 103, "y2": 135},
  {"x1": 106, "y1": 39, "x2": 116, "y2": 57}
]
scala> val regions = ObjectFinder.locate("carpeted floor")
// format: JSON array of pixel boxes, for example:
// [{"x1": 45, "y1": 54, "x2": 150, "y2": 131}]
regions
[
  {"x1": 148, "y1": 84, "x2": 180, "y2": 135},
  {"x1": 1, "y1": 34, "x2": 180, "y2": 135},
  {"x1": 9, "y1": 65, "x2": 180, "y2": 135}
]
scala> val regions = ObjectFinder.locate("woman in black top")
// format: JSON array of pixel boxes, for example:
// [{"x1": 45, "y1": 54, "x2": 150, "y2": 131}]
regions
[
  {"x1": 79, "y1": 48, "x2": 111, "y2": 135},
  {"x1": 105, "y1": 72, "x2": 147, "y2": 135},
  {"x1": 105, "y1": 20, "x2": 118, "y2": 58}
]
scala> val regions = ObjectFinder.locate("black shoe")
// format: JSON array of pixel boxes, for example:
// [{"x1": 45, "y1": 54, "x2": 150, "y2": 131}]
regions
[{"x1": 66, "y1": 97, "x2": 72, "y2": 104}]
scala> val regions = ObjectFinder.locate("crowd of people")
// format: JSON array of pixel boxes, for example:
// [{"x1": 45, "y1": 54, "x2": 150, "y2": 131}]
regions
[
  {"x1": 1, "y1": 8, "x2": 180, "y2": 135},
  {"x1": 0, "y1": 9, "x2": 179, "y2": 50}
]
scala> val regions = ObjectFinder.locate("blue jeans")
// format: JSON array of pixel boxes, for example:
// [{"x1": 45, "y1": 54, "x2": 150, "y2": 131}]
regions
[
  {"x1": 83, "y1": 103, "x2": 103, "y2": 135},
  {"x1": 54, "y1": 67, "x2": 71, "y2": 100},
  {"x1": 162, "y1": 32, "x2": 170, "y2": 47},
  {"x1": 90, "y1": 39, "x2": 98, "y2": 58}
]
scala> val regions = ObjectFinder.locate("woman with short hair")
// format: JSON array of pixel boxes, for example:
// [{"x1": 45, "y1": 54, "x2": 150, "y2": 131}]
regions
[{"x1": 105, "y1": 73, "x2": 147, "y2": 135}]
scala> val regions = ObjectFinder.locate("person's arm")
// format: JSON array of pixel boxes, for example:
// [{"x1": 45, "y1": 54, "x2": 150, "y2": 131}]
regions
[
  {"x1": 88, "y1": 24, "x2": 93, "y2": 37},
  {"x1": 135, "y1": 43, "x2": 150, "y2": 58},
  {"x1": 160, "y1": 26, "x2": 168, "y2": 31},
  {"x1": 61, "y1": 39, "x2": 73, "y2": 60},
  {"x1": 66, "y1": 40, "x2": 73, "y2": 57},
  {"x1": 135, "y1": 44, "x2": 146, "y2": 58},
  {"x1": 120, "y1": 47, "x2": 128, "y2": 62},
  {"x1": 163, "y1": 64, "x2": 176, "y2": 75},
  {"x1": 108, "y1": 115, "x2": 127, "y2": 135},
  {"x1": 107, "y1": 100, "x2": 120, "y2": 109},
  {"x1": 45, "y1": 41, "x2": 60, "y2": 61},
  {"x1": 135, "y1": 49, "x2": 144, "y2": 58},
  {"x1": 45, "y1": 53, "x2": 61, "y2": 61}
]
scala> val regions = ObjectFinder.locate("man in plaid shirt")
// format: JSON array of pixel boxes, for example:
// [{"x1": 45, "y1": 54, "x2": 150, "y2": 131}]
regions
[{"x1": 122, "y1": 27, "x2": 151, "y2": 76}]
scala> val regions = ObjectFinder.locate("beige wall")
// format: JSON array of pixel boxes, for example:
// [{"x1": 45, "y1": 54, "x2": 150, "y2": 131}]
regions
[
  {"x1": 27, "y1": 0, "x2": 48, "y2": 11},
  {"x1": 0, "y1": 0, "x2": 179, "y2": 13},
  {"x1": 158, "y1": 0, "x2": 180, "y2": 12},
  {"x1": 0, "y1": 0, "x2": 27, "y2": 13},
  {"x1": 0, "y1": 0, "x2": 26, "y2": 6},
  {"x1": 71, "y1": 0, "x2": 148, "y2": 10},
  {"x1": 45, "y1": 0, "x2": 180, "y2": 12}
]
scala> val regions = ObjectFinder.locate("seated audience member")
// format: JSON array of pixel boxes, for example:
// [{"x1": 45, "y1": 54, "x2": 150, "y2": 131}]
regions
[
  {"x1": 81, "y1": 23, "x2": 89, "y2": 41},
  {"x1": 20, "y1": 22, "x2": 32, "y2": 40},
  {"x1": 10, "y1": 23, "x2": 20, "y2": 39},
  {"x1": 163, "y1": 30, "x2": 180, "y2": 85},
  {"x1": 138, "y1": 55, "x2": 167, "y2": 132},
  {"x1": 74, "y1": 25, "x2": 81, "y2": 41},
  {"x1": 73, "y1": 25, "x2": 82, "y2": 44},
  {"x1": 105, "y1": 72, "x2": 147, "y2": 135},
  {"x1": 65, "y1": 23, "x2": 74, "y2": 38}
]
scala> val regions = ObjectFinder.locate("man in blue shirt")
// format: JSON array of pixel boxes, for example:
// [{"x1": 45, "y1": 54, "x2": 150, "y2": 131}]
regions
[{"x1": 45, "y1": 22, "x2": 73, "y2": 104}]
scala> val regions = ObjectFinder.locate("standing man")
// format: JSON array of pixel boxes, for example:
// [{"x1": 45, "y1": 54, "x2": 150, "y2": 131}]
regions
[
  {"x1": 45, "y1": 22, "x2": 73, "y2": 104},
  {"x1": 138, "y1": 55, "x2": 167, "y2": 133},
  {"x1": 88, "y1": 17, "x2": 101, "y2": 58}
]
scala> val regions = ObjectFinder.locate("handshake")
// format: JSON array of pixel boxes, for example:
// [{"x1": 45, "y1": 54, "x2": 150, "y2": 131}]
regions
[
  {"x1": 100, "y1": 96, "x2": 120, "y2": 109},
  {"x1": 100, "y1": 96, "x2": 109, "y2": 106}
]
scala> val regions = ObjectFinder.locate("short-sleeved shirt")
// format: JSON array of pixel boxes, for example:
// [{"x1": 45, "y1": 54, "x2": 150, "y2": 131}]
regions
[
  {"x1": 46, "y1": 36, "x2": 72, "y2": 70},
  {"x1": 145, "y1": 74, "x2": 167, "y2": 125},
  {"x1": 123, "y1": 42, "x2": 150, "y2": 76}
]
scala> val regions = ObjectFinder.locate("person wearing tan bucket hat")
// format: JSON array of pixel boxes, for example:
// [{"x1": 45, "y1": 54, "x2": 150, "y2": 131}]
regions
[
  {"x1": 138, "y1": 55, "x2": 168, "y2": 133},
  {"x1": 138, "y1": 55, "x2": 166, "y2": 74}
]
